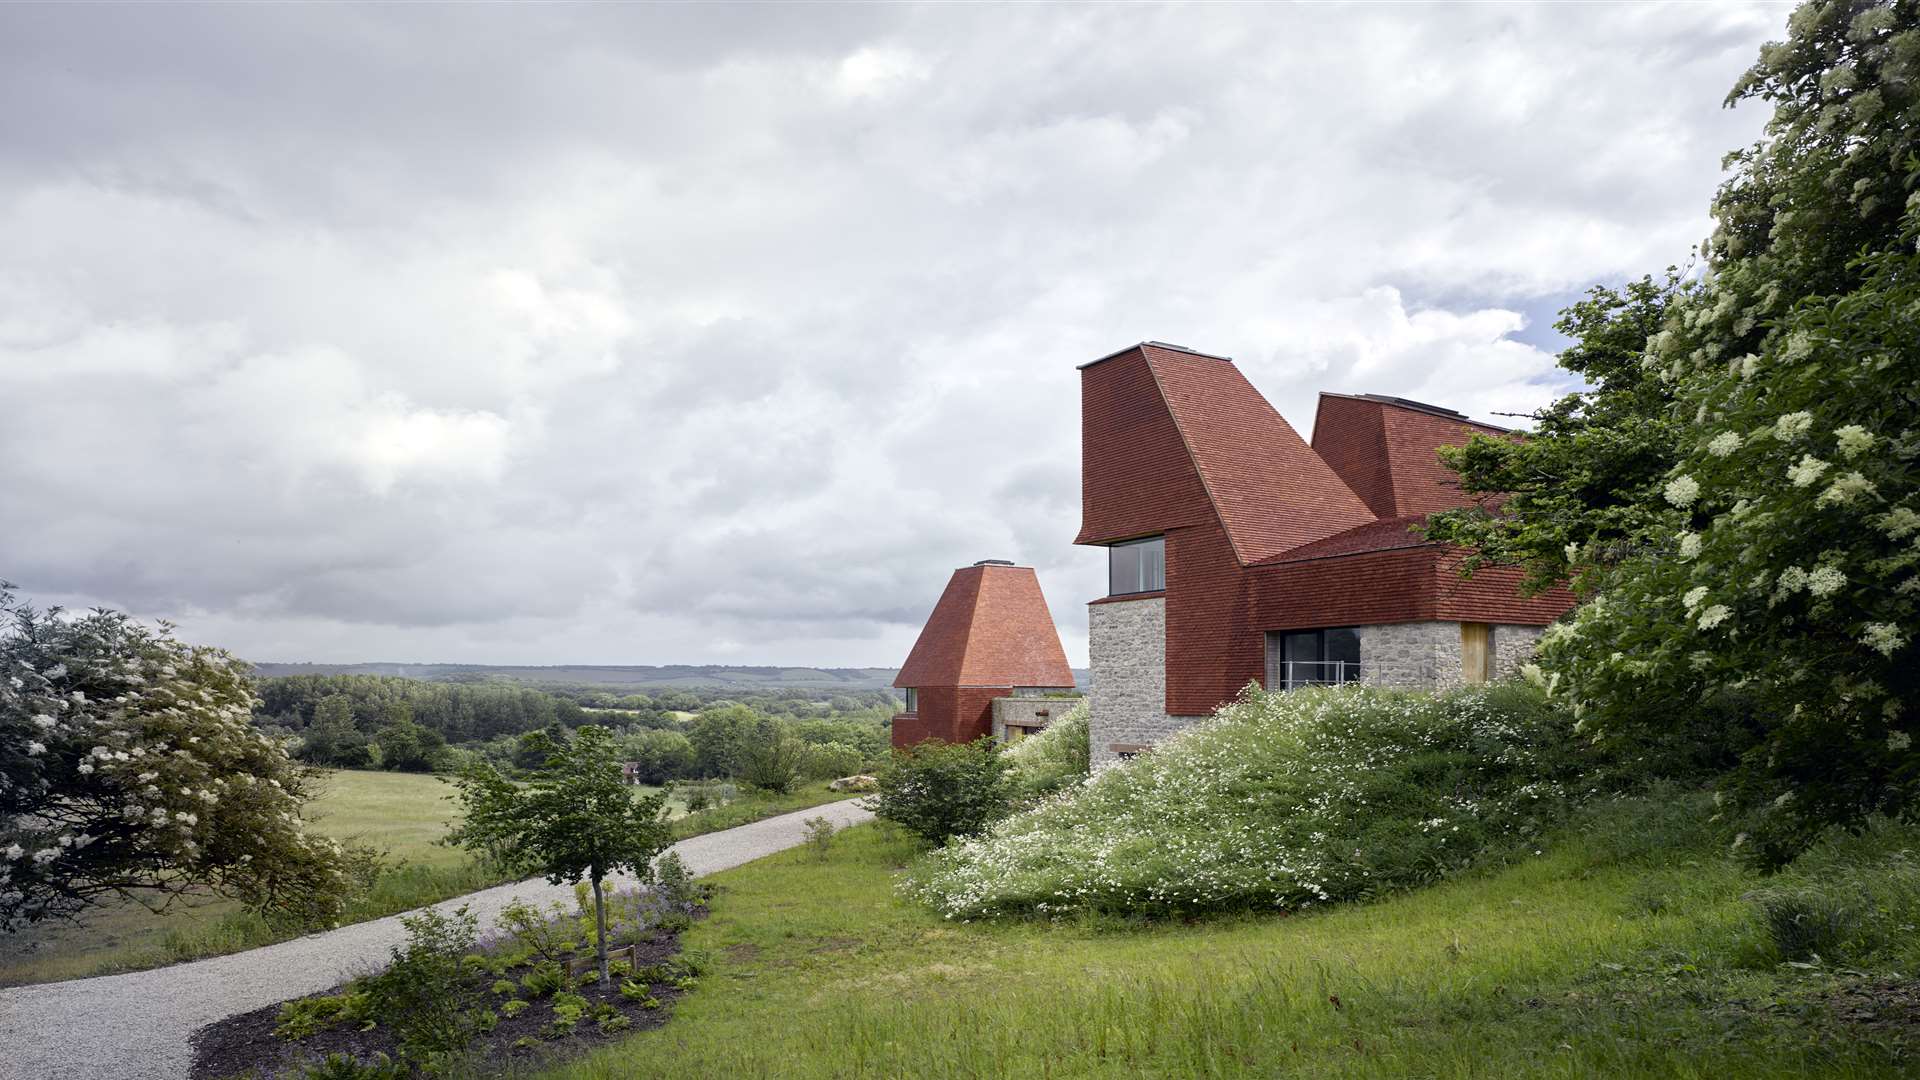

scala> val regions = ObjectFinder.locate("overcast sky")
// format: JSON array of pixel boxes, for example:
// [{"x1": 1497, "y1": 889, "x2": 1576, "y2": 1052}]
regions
[{"x1": 0, "y1": 3, "x2": 1787, "y2": 668}]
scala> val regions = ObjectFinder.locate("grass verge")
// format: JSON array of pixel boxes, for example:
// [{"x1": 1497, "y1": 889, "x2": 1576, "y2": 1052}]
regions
[{"x1": 545, "y1": 797, "x2": 1920, "y2": 1079}]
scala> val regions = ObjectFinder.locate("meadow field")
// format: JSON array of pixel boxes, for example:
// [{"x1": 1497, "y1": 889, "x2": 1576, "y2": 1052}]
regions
[{"x1": 545, "y1": 803, "x2": 1920, "y2": 1080}]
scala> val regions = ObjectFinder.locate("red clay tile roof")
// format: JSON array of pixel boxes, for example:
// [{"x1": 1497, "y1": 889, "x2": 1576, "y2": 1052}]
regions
[
  {"x1": 1311, "y1": 393, "x2": 1511, "y2": 518},
  {"x1": 1137, "y1": 345, "x2": 1376, "y2": 563},
  {"x1": 1255, "y1": 514, "x2": 1433, "y2": 564},
  {"x1": 893, "y1": 564, "x2": 1075, "y2": 689}
]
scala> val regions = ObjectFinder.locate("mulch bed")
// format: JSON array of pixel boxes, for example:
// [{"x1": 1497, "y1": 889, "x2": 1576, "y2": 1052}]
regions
[{"x1": 191, "y1": 930, "x2": 692, "y2": 1079}]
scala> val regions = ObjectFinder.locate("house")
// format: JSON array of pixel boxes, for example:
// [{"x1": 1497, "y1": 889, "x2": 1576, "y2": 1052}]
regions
[
  {"x1": 891, "y1": 560, "x2": 1077, "y2": 750},
  {"x1": 1077, "y1": 342, "x2": 1575, "y2": 766}
]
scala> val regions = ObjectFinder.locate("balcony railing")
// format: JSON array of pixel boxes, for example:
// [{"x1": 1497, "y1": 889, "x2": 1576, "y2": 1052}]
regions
[{"x1": 1271, "y1": 660, "x2": 1362, "y2": 690}]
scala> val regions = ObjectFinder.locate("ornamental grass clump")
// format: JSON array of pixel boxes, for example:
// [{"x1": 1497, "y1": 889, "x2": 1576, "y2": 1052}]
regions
[{"x1": 907, "y1": 683, "x2": 1585, "y2": 920}]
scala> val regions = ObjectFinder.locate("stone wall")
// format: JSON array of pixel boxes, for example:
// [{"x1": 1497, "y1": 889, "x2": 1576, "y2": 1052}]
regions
[
  {"x1": 1491, "y1": 624, "x2": 1544, "y2": 679},
  {"x1": 1087, "y1": 596, "x2": 1206, "y2": 768},
  {"x1": 1359, "y1": 621, "x2": 1463, "y2": 687},
  {"x1": 990, "y1": 696, "x2": 1080, "y2": 741},
  {"x1": 1357, "y1": 621, "x2": 1545, "y2": 688}
]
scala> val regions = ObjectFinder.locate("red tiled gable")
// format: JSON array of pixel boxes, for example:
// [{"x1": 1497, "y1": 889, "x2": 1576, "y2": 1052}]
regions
[
  {"x1": 1077, "y1": 344, "x2": 1375, "y2": 562},
  {"x1": 893, "y1": 564, "x2": 1074, "y2": 689},
  {"x1": 1311, "y1": 393, "x2": 1511, "y2": 518}
]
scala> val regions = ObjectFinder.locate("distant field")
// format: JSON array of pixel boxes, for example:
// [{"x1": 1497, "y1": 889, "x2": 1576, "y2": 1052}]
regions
[
  {"x1": 245, "y1": 662, "x2": 909, "y2": 689},
  {"x1": 0, "y1": 769, "x2": 850, "y2": 986}
]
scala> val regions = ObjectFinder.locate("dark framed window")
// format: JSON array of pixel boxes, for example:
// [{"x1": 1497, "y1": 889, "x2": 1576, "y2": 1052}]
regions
[
  {"x1": 902, "y1": 688, "x2": 918, "y2": 713},
  {"x1": 1108, "y1": 536, "x2": 1166, "y2": 596},
  {"x1": 1264, "y1": 627, "x2": 1361, "y2": 689}
]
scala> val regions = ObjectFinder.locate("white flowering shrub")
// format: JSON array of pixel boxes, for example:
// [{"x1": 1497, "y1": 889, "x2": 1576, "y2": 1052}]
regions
[
  {"x1": 1535, "y1": 2, "x2": 1920, "y2": 868},
  {"x1": 1002, "y1": 700, "x2": 1089, "y2": 803},
  {"x1": 906, "y1": 684, "x2": 1582, "y2": 920},
  {"x1": 0, "y1": 585, "x2": 352, "y2": 929}
]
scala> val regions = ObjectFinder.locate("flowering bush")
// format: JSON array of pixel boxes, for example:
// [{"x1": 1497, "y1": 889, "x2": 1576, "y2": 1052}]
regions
[
  {"x1": 1002, "y1": 700, "x2": 1089, "y2": 803},
  {"x1": 1532, "y1": 2, "x2": 1920, "y2": 867},
  {"x1": 870, "y1": 737, "x2": 1013, "y2": 846},
  {"x1": 906, "y1": 684, "x2": 1583, "y2": 920},
  {"x1": 0, "y1": 585, "x2": 351, "y2": 929}
]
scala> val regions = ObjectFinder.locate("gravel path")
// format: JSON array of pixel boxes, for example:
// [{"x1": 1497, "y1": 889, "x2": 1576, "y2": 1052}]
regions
[{"x1": 0, "y1": 798, "x2": 873, "y2": 1080}]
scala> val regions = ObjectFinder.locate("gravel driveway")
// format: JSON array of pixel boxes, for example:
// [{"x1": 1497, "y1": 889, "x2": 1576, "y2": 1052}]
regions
[{"x1": 0, "y1": 798, "x2": 873, "y2": 1080}]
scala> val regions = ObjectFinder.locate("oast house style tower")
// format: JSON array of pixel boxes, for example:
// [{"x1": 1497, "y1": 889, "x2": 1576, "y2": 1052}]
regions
[
  {"x1": 1077, "y1": 342, "x2": 1576, "y2": 766},
  {"x1": 891, "y1": 561, "x2": 1077, "y2": 749}
]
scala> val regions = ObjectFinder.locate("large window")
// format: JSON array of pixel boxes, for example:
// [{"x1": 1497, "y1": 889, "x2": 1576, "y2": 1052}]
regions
[
  {"x1": 1264, "y1": 627, "x2": 1361, "y2": 689},
  {"x1": 1108, "y1": 536, "x2": 1166, "y2": 596}
]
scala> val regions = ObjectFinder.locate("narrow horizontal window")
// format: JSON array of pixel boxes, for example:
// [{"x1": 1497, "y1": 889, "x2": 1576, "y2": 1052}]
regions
[{"x1": 1107, "y1": 536, "x2": 1165, "y2": 596}]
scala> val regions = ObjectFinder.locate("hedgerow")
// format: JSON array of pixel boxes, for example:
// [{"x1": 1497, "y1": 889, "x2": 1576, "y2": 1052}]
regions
[{"x1": 906, "y1": 683, "x2": 1587, "y2": 920}]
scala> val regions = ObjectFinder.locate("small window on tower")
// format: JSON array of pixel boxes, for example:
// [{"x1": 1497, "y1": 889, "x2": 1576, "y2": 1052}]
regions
[
  {"x1": 903, "y1": 688, "x2": 918, "y2": 713},
  {"x1": 1108, "y1": 536, "x2": 1166, "y2": 596}
]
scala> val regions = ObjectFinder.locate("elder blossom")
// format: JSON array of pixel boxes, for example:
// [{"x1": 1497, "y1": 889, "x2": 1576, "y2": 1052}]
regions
[
  {"x1": 31, "y1": 714, "x2": 55, "y2": 730},
  {"x1": 1891, "y1": 731, "x2": 1914, "y2": 752},
  {"x1": 1707, "y1": 431, "x2": 1742, "y2": 457},
  {"x1": 1678, "y1": 532, "x2": 1702, "y2": 559},
  {"x1": 26, "y1": 741, "x2": 44, "y2": 756},
  {"x1": 1774, "y1": 411, "x2": 1814, "y2": 441},
  {"x1": 1788, "y1": 455, "x2": 1830, "y2": 488},
  {"x1": 1698, "y1": 604, "x2": 1733, "y2": 630},
  {"x1": 1665, "y1": 475, "x2": 1701, "y2": 508},
  {"x1": 1834, "y1": 425, "x2": 1874, "y2": 459},
  {"x1": 1861, "y1": 623, "x2": 1906, "y2": 657},
  {"x1": 1808, "y1": 566, "x2": 1847, "y2": 598},
  {"x1": 1882, "y1": 507, "x2": 1920, "y2": 540},
  {"x1": 3, "y1": 845, "x2": 21, "y2": 861},
  {"x1": 1684, "y1": 586, "x2": 1710, "y2": 613}
]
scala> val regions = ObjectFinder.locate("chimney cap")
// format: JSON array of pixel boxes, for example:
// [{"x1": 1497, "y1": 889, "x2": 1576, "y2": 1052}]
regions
[{"x1": 973, "y1": 559, "x2": 1016, "y2": 567}]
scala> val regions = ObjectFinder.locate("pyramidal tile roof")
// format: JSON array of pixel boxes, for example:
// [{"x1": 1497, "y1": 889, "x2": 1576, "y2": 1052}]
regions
[
  {"x1": 893, "y1": 563, "x2": 1074, "y2": 689},
  {"x1": 1139, "y1": 345, "x2": 1377, "y2": 563}
]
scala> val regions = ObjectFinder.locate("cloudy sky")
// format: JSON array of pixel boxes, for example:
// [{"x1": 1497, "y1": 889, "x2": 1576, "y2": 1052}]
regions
[{"x1": 0, "y1": 3, "x2": 1787, "y2": 668}]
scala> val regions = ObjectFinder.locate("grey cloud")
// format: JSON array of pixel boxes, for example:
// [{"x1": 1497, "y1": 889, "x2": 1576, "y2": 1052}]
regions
[{"x1": 0, "y1": 2, "x2": 1786, "y2": 665}]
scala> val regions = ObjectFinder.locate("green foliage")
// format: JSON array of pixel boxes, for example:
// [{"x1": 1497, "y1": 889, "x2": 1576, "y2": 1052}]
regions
[
  {"x1": 871, "y1": 737, "x2": 1013, "y2": 847},
  {"x1": 1002, "y1": 701, "x2": 1090, "y2": 802},
  {"x1": 520, "y1": 960, "x2": 566, "y2": 997},
  {"x1": 274, "y1": 991, "x2": 372, "y2": 1040},
  {"x1": 618, "y1": 729, "x2": 695, "y2": 785},
  {"x1": 0, "y1": 585, "x2": 354, "y2": 930},
  {"x1": 364, "y1": 904, "x2": 485, "y2": 1066},
  {"x1": 500, "y1": 998, "x2": 530, "y2": 1018},
  {"x1": 801, "y1": 815, "x2": 837, "y2": 861},
  {"x1": 299, "y1": 1052, "x2": 406, "y2": 1080},
  {"x1": 372, "y1": 714, "x2": 445, "y2": 773},
  {"x1": 687, "y1": 704, "x2": 781, "y2": 778},
  {"x1": 448, "y1": 725, "x2": 673, "y2": 985},
  {"x1": 799, "y1": 740, "x2": 865, "y2": 781},
  {"x1": 1426, "y1": 0, "x2": 1920, "y2": 868},
  {"x1": 738, "y1": 735, "x2": 805, "y2": 793},
  {"x1": 909, "y1": 684, "x2": 1586, "y2": 919}
]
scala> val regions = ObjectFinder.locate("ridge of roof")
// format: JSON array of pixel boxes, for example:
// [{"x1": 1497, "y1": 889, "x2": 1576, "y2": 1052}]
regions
[
  {"x1": 1317, "y1": 391, "x2": 1512, "y2": 434},
  {"x1": 1078, "y1": 340, "x2": 1233, "y2": 371}
]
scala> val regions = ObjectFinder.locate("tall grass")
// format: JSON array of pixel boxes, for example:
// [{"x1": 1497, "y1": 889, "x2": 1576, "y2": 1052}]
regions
[{"x1": 548, "y1": 803, "x2": 1920, "y2": 1079}]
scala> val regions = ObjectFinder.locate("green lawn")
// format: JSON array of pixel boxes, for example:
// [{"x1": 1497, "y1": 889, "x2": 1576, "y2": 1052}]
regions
[
  {"x1": 0, "y1": 770, "x2": 854, "y2": 986},
  {"x1": 546, "y1": 801, "x2": 1919, "y2": 1079}
]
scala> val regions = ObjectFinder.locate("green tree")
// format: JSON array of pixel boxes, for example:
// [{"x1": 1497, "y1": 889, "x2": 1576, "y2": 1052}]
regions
[
  {"x1": 448, "y1": 725, "x2": 672, "y2": 985},
  {"x1": 1434, "y1": 0, "x2": 1920, "y2": 866},
  {"x1": 870, "y1": 738, "x2": 1013, "y2": 846},
  {"x1": 375, "y1": 715, "x2": 445, "y2": 773},
  {"x1": 738, "y1": 735, "x2": 805, "y2": 793},
  {"x1": 686, "y1": 704, "x2": 779, "y2": 778},
  {"x1": 618, "y1": 729, "x2": 695, "y2": 785},
  {"x1": 0, "y1": 586, "x2": 351, "y2": 929}
]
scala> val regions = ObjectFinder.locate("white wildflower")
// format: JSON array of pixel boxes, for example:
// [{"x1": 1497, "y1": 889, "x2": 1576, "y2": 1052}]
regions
[
  {"x1": 1665, "y1": 475, "x2": 1701, "y2": 508},
  {"x1": 2, "y1": 844, "x2": 21, "y2": 861},
  {"x1": 1808, "y1": 566, "x2": 1847, "y2": 598},
  {"x1": 31, "y1": 848, "x2": 59, "y2": 866},
  {"x1": 76, "y1": 762, "x2": 93, "y2": 775},
  {"x1": 1774, "y1": 411, "x2": 1814, "y2": 441},
  {"x1": 1788, "y1": 455, "x2": 1830, "y2": 488},
  {"x1": 1890, "y1": 731, "x2": 1914, "y2": 752},
  {"x1": 1881, "y1": 507, "x2": 1920, "y2": 540},
  {"x1": 26, "y1": 741, "x2": 45, "y2": 756},
  {"x1": 1698, "y1": 604, "x2": 1733, "y2": 630},
  {"x1": 31, "y1": 714, "x2": 55, "y2": 730},
  {"x1": 1678, "y1": 532, "x2": 1702, "y2": 559},
  {"x1": 1707, "y1": 431, "x2": 1741, "y2": 457},
  {"x1": 1683, "y1": 586, "x2": 1710, "y2": 612},
  {"x1": 1834, "y1": 425, "x2": 1874, "y2": 459},
  {"x1": 1862, "y1": 622, "x2": 1906, "y2": 657}
]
